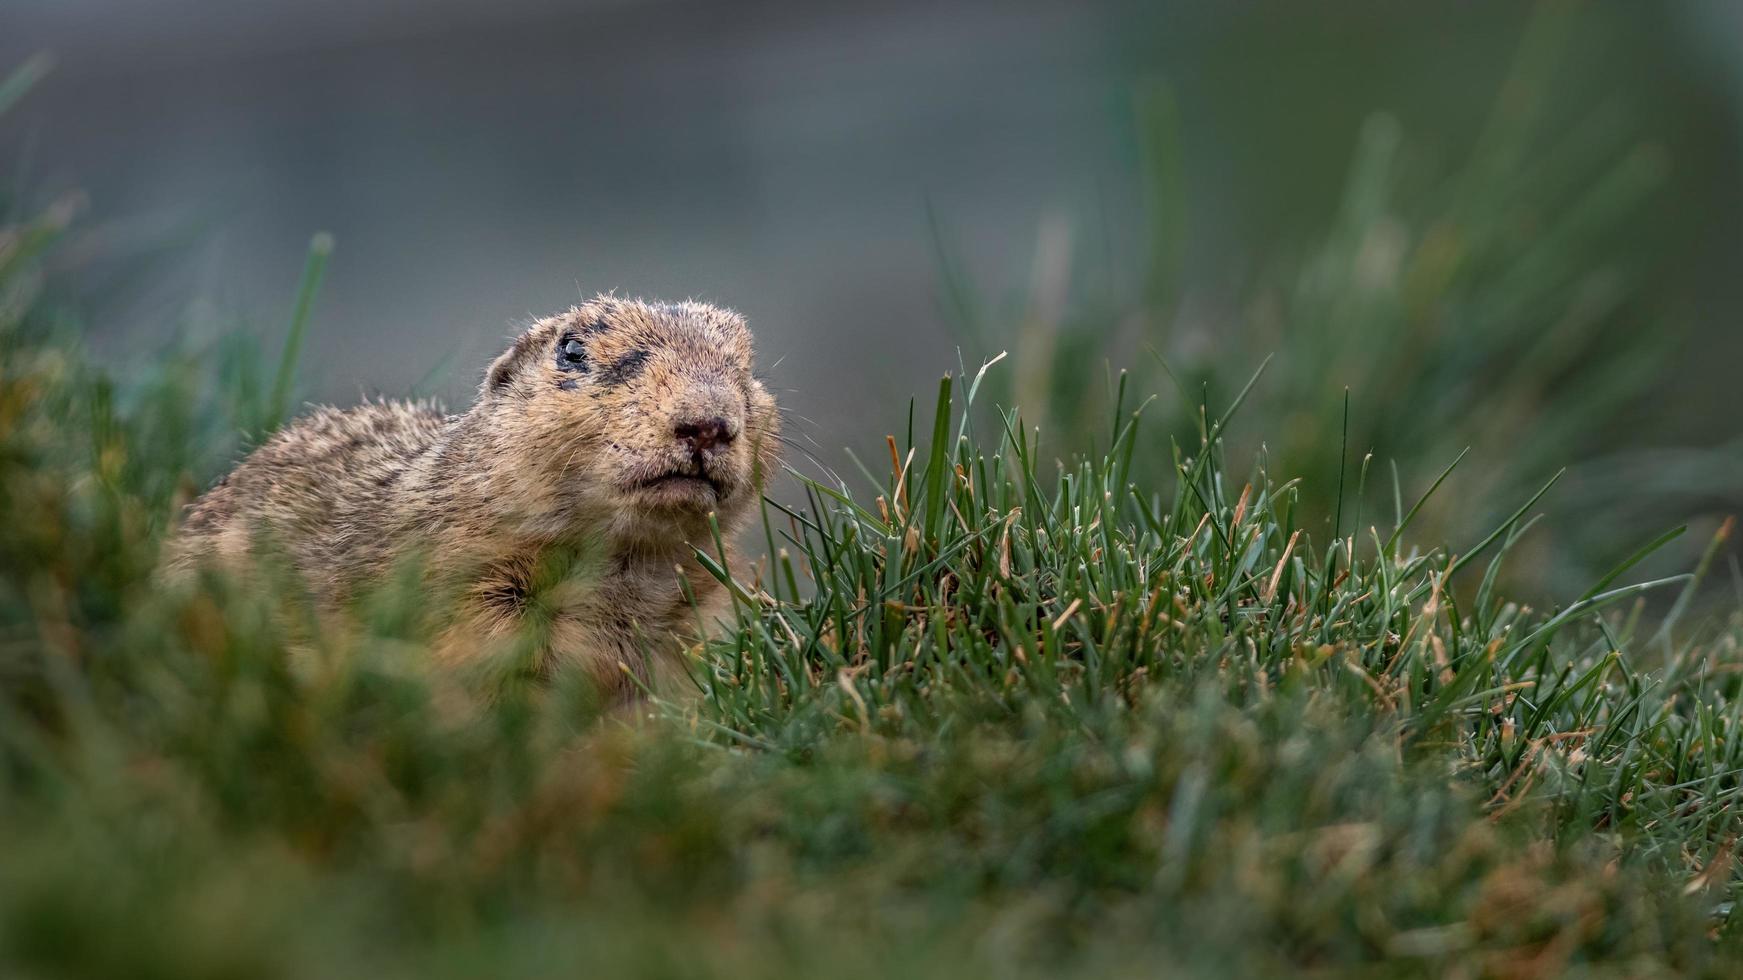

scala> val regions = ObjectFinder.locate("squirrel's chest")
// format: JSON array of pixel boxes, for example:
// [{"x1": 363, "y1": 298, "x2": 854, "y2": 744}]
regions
[
  {"x1": 549, "y1": 569, "x2": 708, "y2": 695},
  {"x1": 475, "y1": 562, "x2": 691, "y2": 632},
  {"x1": 449, "y1": 551, "x2": 728, "y2": 694},
  {"x1": 463, "y1": 555, "x2": 708, "y2": 683}
]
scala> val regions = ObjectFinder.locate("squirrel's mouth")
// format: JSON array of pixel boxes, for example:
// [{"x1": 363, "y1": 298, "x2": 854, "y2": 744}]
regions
[{"x1": 636, "y1": 471, "x2": 725, "y2": 506}]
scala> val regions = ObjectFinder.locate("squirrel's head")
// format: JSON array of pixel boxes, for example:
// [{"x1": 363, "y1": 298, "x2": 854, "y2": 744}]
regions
[{"x1": 477, "y1": 295, "x2": 780, "y2": 545}]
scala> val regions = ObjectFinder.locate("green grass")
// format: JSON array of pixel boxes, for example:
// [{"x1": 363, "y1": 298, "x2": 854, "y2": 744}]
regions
[
  {"x1": 934, "y1": 15, "x2": 1743, "y2": 597},
  {"x1": 7, "y1": 54, "x2": 1743, "y2": 979},
  {"x1": 6, "y1": 273, "x2": 1743, "y2": 976}
]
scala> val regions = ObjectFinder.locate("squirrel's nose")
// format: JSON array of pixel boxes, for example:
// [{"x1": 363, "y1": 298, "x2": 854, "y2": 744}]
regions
[{"x1": 674, "y1": 416, "x2": 735, "y2": 456}]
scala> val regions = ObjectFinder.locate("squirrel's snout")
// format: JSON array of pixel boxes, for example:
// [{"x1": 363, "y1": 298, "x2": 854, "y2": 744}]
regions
[{"x1": 673, "y1": 415, "x2": 736, "y2": 457}]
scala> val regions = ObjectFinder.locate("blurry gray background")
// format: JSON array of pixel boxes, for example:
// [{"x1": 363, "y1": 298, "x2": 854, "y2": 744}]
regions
[
  {"x1": 8, "y1": 0, "x2": 1152, "y2": 450},
  {"x1": 5, "y1": 0, "x2": 1743, "y2": 564}
]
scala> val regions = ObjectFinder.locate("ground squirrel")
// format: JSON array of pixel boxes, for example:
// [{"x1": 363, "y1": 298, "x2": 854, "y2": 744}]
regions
[{"x1": 168, "y1": 295, "x2": 780, "y2": 702}]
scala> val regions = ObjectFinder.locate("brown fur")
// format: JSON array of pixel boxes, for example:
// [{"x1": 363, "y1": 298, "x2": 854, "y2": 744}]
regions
[{"x1": 166, "y1": 296, "x2": 780, "y2": 702}]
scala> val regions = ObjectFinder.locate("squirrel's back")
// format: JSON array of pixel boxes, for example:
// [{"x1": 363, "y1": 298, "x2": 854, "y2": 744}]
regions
[{"x1": 171, "y1": 400, "x2": 449, "y2": 585}]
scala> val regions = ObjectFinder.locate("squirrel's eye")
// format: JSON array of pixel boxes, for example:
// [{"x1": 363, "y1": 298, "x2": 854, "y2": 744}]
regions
[{"x1": 557, "y1": 338, "x2": 586, "y2": 370}]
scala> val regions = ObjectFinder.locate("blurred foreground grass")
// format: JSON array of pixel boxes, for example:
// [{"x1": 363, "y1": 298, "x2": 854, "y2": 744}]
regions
[{"x1": 7, "y1": 55, "x2": 1743, "y2": 978}]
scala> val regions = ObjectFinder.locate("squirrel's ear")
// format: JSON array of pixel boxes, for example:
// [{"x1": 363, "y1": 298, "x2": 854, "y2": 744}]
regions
[{"x1": 482, "y1": 330, "x2": 540, "y2": 396}]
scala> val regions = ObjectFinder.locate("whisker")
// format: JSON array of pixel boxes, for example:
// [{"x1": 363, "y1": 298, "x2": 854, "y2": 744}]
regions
[
  {"x1": 557, "y1": 441, "x2": 585, "y2": 481},
  {"x1": 773, "y1": 407, "x2": 823, "y2": 429}
]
